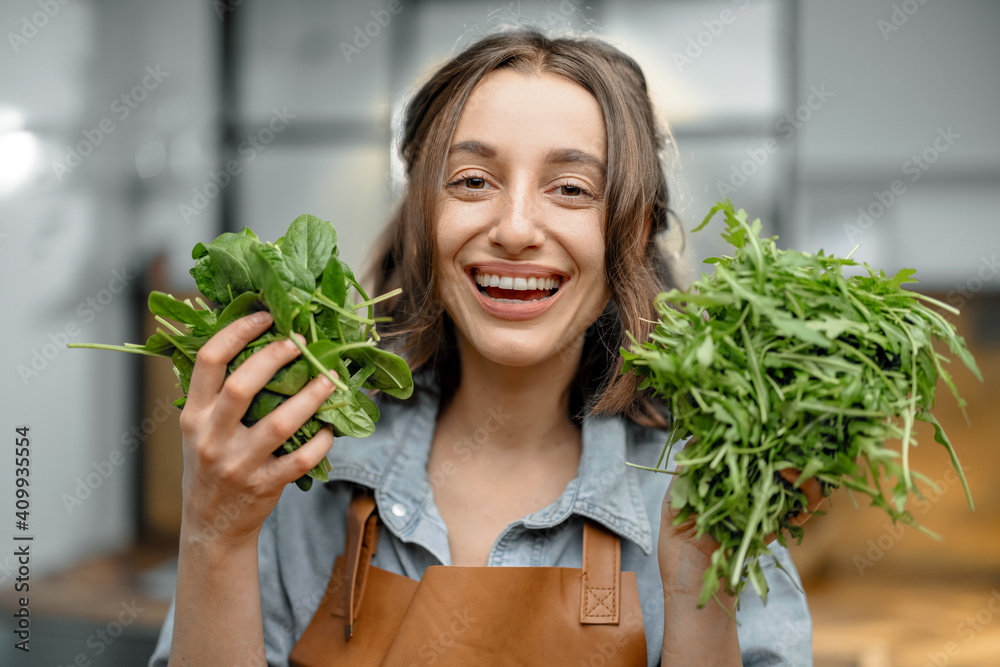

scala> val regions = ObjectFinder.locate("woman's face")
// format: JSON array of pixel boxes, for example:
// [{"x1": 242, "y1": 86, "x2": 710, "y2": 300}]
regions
[{"x1": 434, "y1": 69, "x2": 611, "y2": 369}]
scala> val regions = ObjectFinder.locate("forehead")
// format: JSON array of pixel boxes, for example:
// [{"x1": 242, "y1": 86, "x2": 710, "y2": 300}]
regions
[{"x1": 451, "y1": 69, "x2": 607, "y2": 162}]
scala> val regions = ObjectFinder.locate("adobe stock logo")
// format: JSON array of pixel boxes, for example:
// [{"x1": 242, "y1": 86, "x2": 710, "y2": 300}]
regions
[
  {"x1": 50, "y1": 65, "x2": 170, "y2": 182},
  {"x1": 7, "y1": 0, "x2": 73, "y2": 54},
  {"x1": 178, "y1": 107, "x2": 295, "y2": 223}
]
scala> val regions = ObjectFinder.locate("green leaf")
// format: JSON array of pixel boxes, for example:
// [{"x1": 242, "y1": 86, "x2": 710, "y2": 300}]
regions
[
  {"x1": 283, "y1": 214, "x2": 338, "y2": 278},
  {"x1": 344, "y1": 346, "x2": 414, "y2": 399},
  {"x1": 320, "y1": 253, "x2": 348, "y2": 309},
  {"x1": 204, "y1": 232, "x2": 261, "y2": 298},
  {"x1": 238, "y1": 226, "x2": 260, "y2": 242},
  {"x1": 265, "y1": 359, "x2": 311, "y2": 395},
  {"x1": 148, "y1": 291, "x2": 214, "y2": 332},
  {"x1": 888, "y1": 268, "x2": 918, "y2": 290},
  {"x1": 172, "y1": 348, "x2": 195, "y2": 395},
  {"x1": 215, "y1": 291, "x2": 265, "y2": 332},
  {"x1": 191, "y1": 241, "x2": 209, "y2": 260},
  {"x1": 255, "y1": 241, "x2": 313, "y2": 294},
  {"x1": 70, "y1": 214, "x2": 415, "y2": 497},
  {"x1": 142, "y1": 332, "x2": 177, "y2": 356},
  {"x1": 248, "y1": 245, "x2": 297, "y2": 334},
  {"x1": 242, "y1": 389, "x2": 287, "y2": 426},
  {"x1": 316, "y1": 392, "x2": 376, "y2": 438},
  {"x1": 622, "y1": 197, "x2": 981, "y2": 607},
  {"x1": 355, "y1": 392, "x2": 380, "y2": 423},
  {"x1": 190, "y1": 257, "x2": 226, "y2": 304}
]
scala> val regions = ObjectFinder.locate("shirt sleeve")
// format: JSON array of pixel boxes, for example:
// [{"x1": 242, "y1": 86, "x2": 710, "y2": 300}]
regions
[
  {"x1": 146, "y1": 595, "x2": 174, "y2": 667},
  {"x1": 735, "y1": 542, "x2": 814, "y2": 666},
  {"x1": 257, "y1": 508, "x2": 299, "y2": 666},
  {"x1": 145, "y1": 510, "x2": 298, "y2": 667}
]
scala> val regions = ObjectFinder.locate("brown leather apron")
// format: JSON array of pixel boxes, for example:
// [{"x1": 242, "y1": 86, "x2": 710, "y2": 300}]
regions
[{"x1": 289, "y1": 493, "x2": 648, "y2": 666}]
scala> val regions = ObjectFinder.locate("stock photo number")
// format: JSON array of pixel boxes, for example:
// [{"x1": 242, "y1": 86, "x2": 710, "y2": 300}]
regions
[{"x1": 13, "y1": 425, "x2": 32, "y2": 653}]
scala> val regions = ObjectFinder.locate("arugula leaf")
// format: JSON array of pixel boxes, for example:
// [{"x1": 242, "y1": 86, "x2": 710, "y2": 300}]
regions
[{"x1": 624, "y1": 198, "x2": 981, "y2": 606}]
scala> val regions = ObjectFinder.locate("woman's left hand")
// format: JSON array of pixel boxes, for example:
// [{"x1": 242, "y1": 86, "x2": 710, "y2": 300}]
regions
[
  {"x1": 657, "y1": 468, "x2": 825, "y2": 666},
  {"x1": 659, "y1": 468, "x2": 826, "y2": 571}
]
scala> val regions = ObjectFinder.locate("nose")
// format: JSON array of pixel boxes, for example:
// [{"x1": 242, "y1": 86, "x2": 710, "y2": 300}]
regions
[{"x1": 487, "y1": 184, "x2": 545, "y2": 254}]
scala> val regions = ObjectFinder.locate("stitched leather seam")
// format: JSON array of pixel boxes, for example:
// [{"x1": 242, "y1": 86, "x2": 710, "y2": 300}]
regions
[{"x1": 581, "y1": 522, "x2": 619, "y2": 622}]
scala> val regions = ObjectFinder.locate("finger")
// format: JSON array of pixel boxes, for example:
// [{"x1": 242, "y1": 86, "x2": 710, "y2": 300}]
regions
[
  {"x1": 187, "y1": 312, "x2": 274, "y2": 408},
  {"x1": 778, "y1": 469, "x2": 826, "y2": 523},
  {"x1": 786, "y1": 476, "x2": 825, "y2": 528},
  {"x1": 213, "y1": 334, "x2": 307, "y2": 427},
  {"x1": 246, "y1": 374, "x2": 338, "y2": 461},
  {"x1": 265, "y1": 425, "x2": 335, "y2": 487}
]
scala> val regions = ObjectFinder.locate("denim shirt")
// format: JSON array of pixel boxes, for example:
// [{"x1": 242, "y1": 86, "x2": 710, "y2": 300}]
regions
[{"x1": 149, "y1": 383, "x2": 813, "y2": 666}]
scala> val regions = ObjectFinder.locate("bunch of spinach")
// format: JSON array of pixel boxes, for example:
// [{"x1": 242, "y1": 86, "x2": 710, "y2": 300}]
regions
[
  {"x1": 69, "y1": 214, "x2": 413, "y2": 491},
  {"x1": 622, "y1": 199, "x2": 980, "y2": 607}
]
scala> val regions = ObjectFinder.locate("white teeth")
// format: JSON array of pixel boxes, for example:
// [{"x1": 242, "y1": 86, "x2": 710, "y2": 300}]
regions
[
  {"x1": 492, "y1": 297, "x2": 546, "y2": 304},
  {"x1": 474, "y1": 272, "x2": 562, "y2": 291}
]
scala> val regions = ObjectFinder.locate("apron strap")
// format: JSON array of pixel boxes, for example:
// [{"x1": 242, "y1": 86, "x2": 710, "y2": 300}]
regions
[
  {"x1": 341, "y1": 491, "x2": 379, "y2": 640},
  {"x1": 339, "y1": 494, "x2": 624, "y2": 631},
  {"x1": 580, "y1": 520, "x2": 621, "y2": 625}
]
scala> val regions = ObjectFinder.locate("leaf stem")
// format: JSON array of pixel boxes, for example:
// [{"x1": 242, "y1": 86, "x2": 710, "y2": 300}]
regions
[
  {"x1": 288, "y1": 336, "x2": 349, "y2": 393},
  {"x1": 66, "y1": 342, "x2": 165, "y2": 356},
  {"x1": 155, "y1": 316, "x2": 185, "y2": 336}
]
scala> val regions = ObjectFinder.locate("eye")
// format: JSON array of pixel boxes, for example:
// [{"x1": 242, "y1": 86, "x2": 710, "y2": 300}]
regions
[
  {"x1": 446, "y1": 173, "x2": 494, "y2": 195},
  {"x1": 553, "y1": 182, "x2": 593, "y2": 199}
]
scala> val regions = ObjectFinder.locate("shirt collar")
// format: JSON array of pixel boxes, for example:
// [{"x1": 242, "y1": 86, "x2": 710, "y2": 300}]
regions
[{"x1": 324, "y1": 384, "x2": 655, "y2": 557}]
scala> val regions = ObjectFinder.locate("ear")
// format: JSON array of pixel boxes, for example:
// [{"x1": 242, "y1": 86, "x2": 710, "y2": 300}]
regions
[{"x1": 640, "y1": 216, "x2": 653, "y2": 249}]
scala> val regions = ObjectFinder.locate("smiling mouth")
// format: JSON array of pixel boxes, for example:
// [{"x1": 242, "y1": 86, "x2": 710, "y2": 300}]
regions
[{"x1": 472, "y1": 270, "x2": 562, "y2": 304}]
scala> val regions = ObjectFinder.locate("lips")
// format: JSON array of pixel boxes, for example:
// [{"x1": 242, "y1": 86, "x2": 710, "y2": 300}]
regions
[
  {"x1": 466, "y1": 264, "x2": 567, "y2": 320},
  {"x1": 473, "y1": 271, "x2": 561, "y2": 303}
]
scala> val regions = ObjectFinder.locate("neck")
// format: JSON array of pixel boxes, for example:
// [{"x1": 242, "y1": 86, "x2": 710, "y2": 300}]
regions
[{"x1": 437, "y1": 331, "x2": 585, "y2": 455}]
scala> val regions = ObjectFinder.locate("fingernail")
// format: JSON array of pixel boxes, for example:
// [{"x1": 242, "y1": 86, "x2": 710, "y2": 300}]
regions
[
  {"x1": 319, "y1": 373, "x2": 334, "y2": 388},
  {"x1": 251, "y1": 311, "x2": 270, "y2": 324}
]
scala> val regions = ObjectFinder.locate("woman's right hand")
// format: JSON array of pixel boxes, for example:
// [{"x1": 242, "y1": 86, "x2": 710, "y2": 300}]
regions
[{"x1": 177, "y1": 311, "x2": 337, "y2": 550}]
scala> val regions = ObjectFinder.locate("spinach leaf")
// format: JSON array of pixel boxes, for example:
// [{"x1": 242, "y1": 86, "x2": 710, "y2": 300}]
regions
[
  {"x1": 149, "y1": 291, "x2": 215, "y2": 333},
  {"x1": 345, "y1": 346, "x2": 414, "y2": 399},
  {"x1": 68, "y1": 214, "x2": 414, "y2": 492},
  {"x1": 214, "y1": 291, "x2": 265, "y2": 332},
  {"x1": 284, "y1": 214, "x2": 338, "y2": 278}
]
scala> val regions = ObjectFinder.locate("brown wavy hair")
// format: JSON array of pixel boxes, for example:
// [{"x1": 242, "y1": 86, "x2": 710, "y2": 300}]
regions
[{"x1": 365, "y1": 28, "x2": 676, "y2": 428}]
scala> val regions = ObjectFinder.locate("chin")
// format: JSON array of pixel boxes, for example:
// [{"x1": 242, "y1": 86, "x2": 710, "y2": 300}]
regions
[{"x1": 466, "y1": 331, "x2": 582, "y2": 369}]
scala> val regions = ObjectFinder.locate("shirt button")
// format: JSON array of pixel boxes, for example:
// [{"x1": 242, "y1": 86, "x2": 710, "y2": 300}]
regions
[{"x1": 391, "y1": 503, "x2": 407, "y2": 517}]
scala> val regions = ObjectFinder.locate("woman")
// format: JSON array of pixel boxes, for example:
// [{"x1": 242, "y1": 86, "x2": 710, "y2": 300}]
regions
[{"x1": 150, "y1": 29, "x2": 820, "y2": 666}]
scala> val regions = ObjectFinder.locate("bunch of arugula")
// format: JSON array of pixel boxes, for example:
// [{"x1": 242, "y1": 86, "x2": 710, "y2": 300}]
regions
[
  {"x1": 69, "y1": 214, "x2": 413, "y2": 491},
  {"x1": 622, "y1": 199, "x2": 981, "y2": 607}
]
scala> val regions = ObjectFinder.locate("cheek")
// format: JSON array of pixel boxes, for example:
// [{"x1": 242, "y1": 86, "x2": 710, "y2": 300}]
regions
[
  {"x1": 574, "y1": 223, "x2": 609, "y2": 287},
  {"x1": 432, "y1": 215, "x2": 466, "y2": 303}
]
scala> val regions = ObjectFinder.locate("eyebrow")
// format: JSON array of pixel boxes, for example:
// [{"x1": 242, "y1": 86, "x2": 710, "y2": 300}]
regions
[
  {"x1": 449, "y1": 140, "x2": 496, "y2": 159},
  {"x1": 545, "y1": 147, "x2": 606, "y2": 178},
  {"x1": 447, "y1": 141, "x2": 606, "y2": 177}
]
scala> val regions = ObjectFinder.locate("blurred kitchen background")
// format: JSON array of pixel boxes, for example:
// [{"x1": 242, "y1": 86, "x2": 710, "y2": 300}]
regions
[{"x1": 1, "y1": 0, "x2": 998, "y2": 665}]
